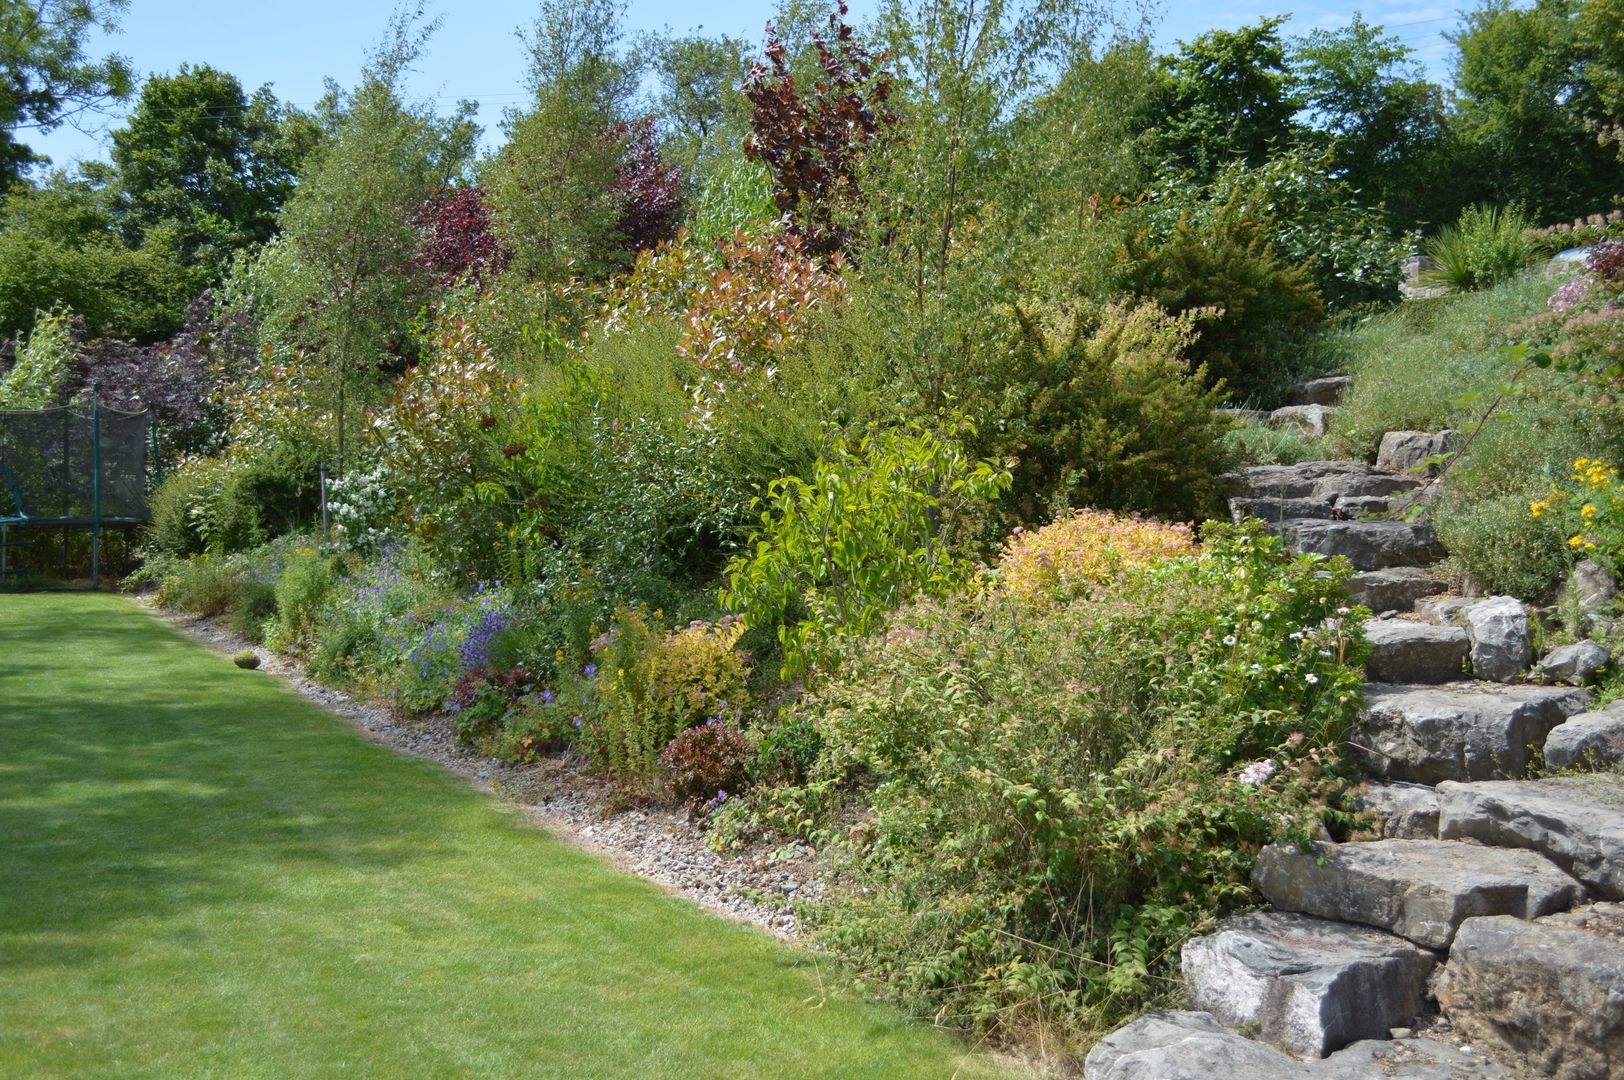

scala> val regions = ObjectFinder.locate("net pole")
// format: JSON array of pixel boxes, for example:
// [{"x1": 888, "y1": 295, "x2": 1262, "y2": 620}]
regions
[{"x1": 91, "y1": 407, "x2": 102, "y2": 590}]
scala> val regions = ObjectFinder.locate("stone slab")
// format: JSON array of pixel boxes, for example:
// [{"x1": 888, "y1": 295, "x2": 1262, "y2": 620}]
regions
[
  {"x1": 1281, "y1": 519, "x2": 1446, "y2": 571},
  {"x1": 1354, "y1": 682, "x2": 1591, "y2": 784},
  {"x1": 1437, "y1": 776, "x2": 1624, "y2": 900},
  {"x1": 1358, "y1": 782, "x2": 1440, "y2": 839},
  {"x1": 1252, "y1": 839, "x2": 1584, "y2": 949},
  {"x1": 1363, "y1": 619, "x2": 1470, "y2": 684},
  {"x1": 1346, "y1": 567, "x2": 1449, "y2": 614},
  {"x1": 1545, "y1": 708, "x2": 1624, "y2": 770},
  {"x1": 1462, "y1": 597, "x2": 1532, "y2": 683}
]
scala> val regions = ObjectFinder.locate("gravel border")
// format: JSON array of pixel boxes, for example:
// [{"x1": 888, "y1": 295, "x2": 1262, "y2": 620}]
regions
[{"x1": 145, "y1": 601, "x2": 816, "y2": 937}]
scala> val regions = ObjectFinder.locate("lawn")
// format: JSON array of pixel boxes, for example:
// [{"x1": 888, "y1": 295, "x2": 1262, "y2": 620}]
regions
[{"x1": 0, "y1": 594, "x2": 1018, "y2": 1079}]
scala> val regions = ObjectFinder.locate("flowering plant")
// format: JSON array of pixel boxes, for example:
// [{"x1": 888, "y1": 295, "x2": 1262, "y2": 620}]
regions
[
  {"x1": 998, "y1": 509, "x2": 1198, "y2": 605},
  {"x1": 1530, "y1": 456, "x2": 1624, "y2": 570}
]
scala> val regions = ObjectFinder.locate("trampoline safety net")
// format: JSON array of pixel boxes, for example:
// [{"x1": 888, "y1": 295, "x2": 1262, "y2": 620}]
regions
[{"x1": 0, "y1": 407, "x2": 151, "y2": 525}]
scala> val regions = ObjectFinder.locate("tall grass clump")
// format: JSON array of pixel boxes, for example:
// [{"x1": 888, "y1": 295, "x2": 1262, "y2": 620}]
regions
[{"x1": 1421, "y1": 204, "x2": 1537, "y2": 293}]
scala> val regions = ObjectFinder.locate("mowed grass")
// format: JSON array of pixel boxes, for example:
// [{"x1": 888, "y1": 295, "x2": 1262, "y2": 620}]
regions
[{"x1": 0, "y1": 594, "x2": 1018, "y2": 1079}]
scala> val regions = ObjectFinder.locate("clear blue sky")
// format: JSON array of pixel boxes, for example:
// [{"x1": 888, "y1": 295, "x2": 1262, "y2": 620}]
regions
[{"x1": 30, "y1": 0, "x2": 1467, "y2": 170}]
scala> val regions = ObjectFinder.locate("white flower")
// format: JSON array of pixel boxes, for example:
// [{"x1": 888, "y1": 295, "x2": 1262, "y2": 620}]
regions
[
  {"x1": 1223, "y1": 634, "x2": 1237, "y2": 646},
  {"x1": 1238, "y1": 759, "x2": 1277, "y2": 787},
  {"x1": 1305, "y1": 673, "x2": 1320, "y2": 684}
]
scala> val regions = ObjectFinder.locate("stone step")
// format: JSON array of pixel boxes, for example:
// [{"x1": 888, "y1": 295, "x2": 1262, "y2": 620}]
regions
[
  {"x1": 1357, "y1": 782, "x2": 1440, "y2": 839},
  {"x1": 1434, "y1": 904, "x2": 1624, "y2": 1080},
  {"x1": 1252, "y1": 839, "x2": 1584, "y2": 949},
  {"x1": 1363, "y1": 619, "x2": 1469, "y2": 684},
  {"x1": 1376, "y1": 431, "x2": 1459, "y2": 478},
  {"x1": 1346, "y1": 567, "x2": 1449, "y2": 614},
  {"x1": 1437, "y1": 776, "x2": 1624, "y2": 901},
  {"x1": 1457, "y1": 597, "x2": 1531, "y2": 684},
  {"x1": 1533, "y1": 640, "x2": 1610, "y2": 686},
  {"x1": 1545, "y1": 703, "x2": 1624, "y2": 769},
  {"x1": 1232, "y1": 461, "x2": 1422, "y2": 503},
  {"x1": 1280, "y1": 519, "x2": 1444, "y2": 571},
  {"x1": 1083, "y1": 1010, "x2": 1511, "y2": 1079},
  {"x1": 1230, "y1": 496, "x2": 1337, "y2": 526},
  {"x1": 1353, "y1": 682, "x2": 1591, "y2": 784},
  {"x1": 1181, "y1": 911, "x2": 1435, "y2": 1058}
]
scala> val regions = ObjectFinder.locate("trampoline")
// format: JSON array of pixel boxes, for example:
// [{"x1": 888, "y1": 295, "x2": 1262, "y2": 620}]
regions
[{"x1": 0, "y1": 406, "x2": 153, "y2": 587}]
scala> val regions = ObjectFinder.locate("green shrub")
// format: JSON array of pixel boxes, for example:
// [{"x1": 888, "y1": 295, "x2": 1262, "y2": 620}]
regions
[
  {"x1": 721, "y1": 425, "x2": 1011, "y2": 681},
  {"x1": 1436, "y1": 492, "x2": 1570, "y2": 599},
  {"x1": 270, "y1": 547, "x2": 340, "y2": 652},
  {"x1": 155, "y1": 554, "x2": 245, "y2": 617},
  {"x1": 1422, "y1": 204, "x2": 1537, "y2": 293},
  {"x1": 0, "y1": 306, "x2": 76, "y2": 409},
  {"x1": 232, "y1": 650, "x2": 261, "y2": 669},
  {"x1": 796, "y1": 523, "x2": 1367, "y2": 1040},
  {"x1": 1121, "y1": 189, "x2": 1326, "y2": 399},
  {"x1": 988, "y1": 300, "x2": 1232, "y2": 523}
]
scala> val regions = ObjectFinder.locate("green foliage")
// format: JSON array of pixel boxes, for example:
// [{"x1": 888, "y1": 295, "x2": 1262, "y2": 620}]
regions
[
  {"x1": 1121, "y1": 189, "x2": 1327, "y2": 398},
  {"x1": 685, "y1": 157, "x2": 777, "y2": 243},
  {"x1": 1437, "y1": 491, "x2": 1571, "y2": 598},
  {"x1": 659, "y1": 720, "x2": 755, "y2": 809},
  {"x1": 0, "y1": 0, "x2": 134, "y2": 184},
  {"x1": 1422, "y1": 204, "x2": 1537, "y2": 292},
  {"x1": 721, "y1": 426, "x2": 1011, "y2": 680},
  {"x1": 0, "y1": 305, "x2": 75, "y2": 408},
  {"x1": 1152, "y1": 17, "x2": 1299, "y2": 177},
  {"x1": 798, "y1": 523, "x2": 1367, "y2": 1038},
  {"x1": 270, "y1": 546, "x2": 341, "y2": 652},
  {"x1": 232, "y1": 649, "x2": 261, "y2": 669},
  {"x1": 987, "y1": 299, "x2": 1232, "y2": 523}
]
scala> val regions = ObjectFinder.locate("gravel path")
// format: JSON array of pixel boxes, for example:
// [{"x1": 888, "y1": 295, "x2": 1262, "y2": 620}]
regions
[{"x1": 150, "y1": 603, "x2": 816, "y2": 937}]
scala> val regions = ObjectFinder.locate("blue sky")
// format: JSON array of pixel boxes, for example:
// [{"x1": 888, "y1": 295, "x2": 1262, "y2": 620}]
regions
[{"x1": 30, "y1": 0, "x2": 1467, "y2": 170}]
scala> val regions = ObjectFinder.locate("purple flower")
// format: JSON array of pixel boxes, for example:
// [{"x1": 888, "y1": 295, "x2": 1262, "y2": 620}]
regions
[
  {"x1": 542, "y1": 689, "x2": 555, "y2": 705},
  {"x1": 583, "y1": 664, "x2": 598, "y2": 679}
]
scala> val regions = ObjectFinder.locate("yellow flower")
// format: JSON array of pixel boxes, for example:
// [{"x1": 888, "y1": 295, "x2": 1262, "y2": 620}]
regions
[
  {"x1": 1531, "y1": 500, "x2": 1548, "y2": 517},
  {"x1": 1586, "y1": 541, "x2": 1598, "y2": 549},
  {"x1": 1570, "y1": 535, "x2": 1587, "y2": 548},
  {"x1": 1583, "y1": 504, "x2": 1599, "y2": 520}
]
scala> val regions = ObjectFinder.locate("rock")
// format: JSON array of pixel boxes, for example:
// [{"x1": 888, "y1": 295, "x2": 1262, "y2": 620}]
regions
[
  {"x1": 1346, "y1": 567, "x2": 1449, "y2": 614},
  {"x1": 1281, "y1": 519, "x2": 1445, "y2": 571},
  {"x1": 1460, "y1": 597, "x2": 1532, "y2": 683},
  {"x1": 1363, "y1": 620, "x2": 1470, "y2": 684},
  {"x1": 1293, "y1": 376, "x2": 1353, "y2": 408},
  {"x1": 1376, "y1": 431, "x2": 1460, "y2": 478},
  {"x1": 1358, "y1": 783, "x2": 1440, "y2": 839},
  {"x1": 1270, "y1": 405, "x2": 1337, "y2": 439},
  {"x1": 1435, "y1": 906, "x2": 1624, "y2": 1080},
  {"x1": 1558, "y1": 559, "x2": 1619, "y2": 620},
  {"x1": 1415, "y1": 596, "x2": 1473, "y2": 625},
  {"x1": 1231, "y1": 496, "x2": 1338, "y2": 527},
  {"x1": 1437, "y1": 776, "x2": 1624, "y2": 900},
  {"x1": 1331, "y1": 495, "x2": 1391, "y2": 518},
  {"x1": 1181, "y1": 911, "x2": 1436, "y2": 1057},
  {"x1": 1252, "y1": 839, "x2": 1584, "y2": 949},
  {"x1": 1083, "y1": 1010, "x2": 1511, "y2": 1079},
  {"x1": 1354, "y1": 682, "x2": 1590, "y2": 783},
  {"x1": 1219, "y1": 407, "x2": 1272, "y2": 425},
  {"x1": 1546, "y1": 707, "x2": 1624, "y2": 770},
  {"x1": 1234, "y1": 461, "x2": 1422, "y2": 502},
  {"x1": 1537, "y1": 640, "x2": 1611, "y2": 685}
]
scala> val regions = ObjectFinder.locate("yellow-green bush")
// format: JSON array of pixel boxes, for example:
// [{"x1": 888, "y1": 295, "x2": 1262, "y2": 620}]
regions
[{"x1": 999, "y1": 509, "x2": 1198, "y2": 605}]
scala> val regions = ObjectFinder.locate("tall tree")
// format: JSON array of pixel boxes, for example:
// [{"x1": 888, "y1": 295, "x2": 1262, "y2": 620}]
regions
[
  {"x1": 636, "y1": 29, "x2": 751, "y2": 177},
  {"x1": 269, "y1": 4, "x2": 477, "y2": 470},
  {"x1": 0, "y1": 0, "x2": 134, "y2": 185},
  {"x1": 108, "y1": 64, "x2": 318, "y2": 272},
  {"x1": 1152, "y1": 17, "x2": 1300, "y2": 177}
]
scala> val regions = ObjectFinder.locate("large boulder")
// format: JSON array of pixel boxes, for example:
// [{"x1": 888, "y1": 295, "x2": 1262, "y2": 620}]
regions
[
  {"x1": 1376, "y1": 430, "x2": 1460, "y2": 478},
  {"x1": 1558, "y1": 559, "x2": 1619, "y2": 620},
  {"x1": 1363, "y1": 619, "x2": 1469, "y2": 684},
  {"x1": 1461, "y1": 597, "x2": 1531, "y2": 683},
  {"x1": 1357, "y1": 782, "x2": 1440, "y2": 839},
  {"x1": 1292, "y1": 376, "x2": 1352, "y2": 407},
  {"x1": 1346, "y1": 567, "x2": 1448, "y2": 614},
  {"x1": 1181, "y1": 911, "x2": 1435, "y2": 1058},
  {"x1": 1252, "y1": 839, "x2": 1584, "y2": 949},
  {"x1": 1353, "y1": 682, "x2": 1591, "y2": 783},
  {"x1": 1435, "y1": 905, "x2": 1624, "y2": 1080},
  {"x1": 1546, "y1": 706, "x2": 1624, "y2": 770},
  {"x1": 1281, "y1": 520, "x2": 1445, "y2": 571},
  {"x1": 1082, "y1": 1010, "x2": 1511, "y2": 1079},
  {"x1": 1437, "y1": 776, "x2": 1624, "y2": 900}
]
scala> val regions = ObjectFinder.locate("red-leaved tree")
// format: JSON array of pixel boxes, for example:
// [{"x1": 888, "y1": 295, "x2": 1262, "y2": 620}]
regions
[
  {"x1": 610, "y1": 116, "x2": 684, "y2": 253},
  {"x1": 743, "y1": 1, "x2": 896, "y2": 256},
  {"x1": 414, "y1": 185, "x2": 509, "y2": 285}
]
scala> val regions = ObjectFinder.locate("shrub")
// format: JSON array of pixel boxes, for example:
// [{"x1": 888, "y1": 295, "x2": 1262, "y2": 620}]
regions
[
  {"x1": 659, "y1": 720, "x2": 754, "y2": 810},
  {"x1": 998, "y1": 509, "x2": 1198, "y2": 605},
  {"x1": 497, "y1": 690, "x2": 577, "y2": 761},
  {"x1": 721, "y1": 425, "x2": 1011, "y2": 680},
  {"x1": 270, "y1": 547, "x2": 340, "y2": 653},
  {"x1": 154, "y1": 553, "x2": 246, "y2": 617},
  {"x1": 1437, "y1": 491, "x2": 1570, "y2": 599},
  {"x1": 0, "y1": 306, "x2": 76, "y2": 409},
  {"x1": 233, "y1": 650, "x2": 261, "y2": 669},
  {"x1": 797, "y1": 522, "x2": 1367, "y2": 1039},
  {"x1": 753, "y1": 714, "x2": 823, "y2": 786},
  {"x1": 1422, "y1": 204, "x2": 1537, "y2": 293},
  {"x1": 988, "y1": 300, "x2": 1232, "y2": 523},
  {"x1": 1524, "y1": 210, "x2": 1624, "y2": 258},
  {"x1": 1121, "y1": 189, "x2": 1326, "y2": 398},
  {"x1": 1530, "y1": 457, "x2": 1624, "y2": 576},
  {"x1": 448, "y1": 665, "x2": 531, "y2": 746}
]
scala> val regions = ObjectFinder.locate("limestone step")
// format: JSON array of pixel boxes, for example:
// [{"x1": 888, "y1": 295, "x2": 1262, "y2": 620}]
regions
[
  {"x1": 1346, "y1": 567, "x2": 1449, "y2": 614},
  {"x1": 1363, "y1": 619, "x2": 1469, "y2": 684},
  {"x1": 1252, "y1": 839, "x2": 1584, "y2": 949},
  {"x1": 1291, "y1": 376, "x2": 1353, "y2": 408},
  {"x1": 1545, "y1": 703, "x2": 1624, "y2": 768},
  {"x1": 1435, "y1": 904, "x2": 1624, "y2": 1080},
  {"x1": 1352, "y1": 682, "x2": 1591, "y2": 784},
  {"x1": 1357, "y1": 782, "x2": 1440, "y2": 839},
  {"x1": 1181, "y1": 911, "x2": 1435, "y2": 1058},
  {"x1": 1533, "y1": 639, "x2": 1610, "y2": 685},
  {"x1": 1437, "y1": 776, "x2": 1624, "y2": 900},
  {"x1": 1376, "y1": 430, "x2": 1459, "y2": 478},
  {"x1": 1271, "y1": 405, "x2": 1337, "y2": 439},
  {"x1": 1231, "y1": 461, "x2": 1422, "y2": 503},
  {"x1": 1279, "y1": 519, "x2": 1444, "y2": 572},
  {"x1": 1083, "y1": 1010, "x2": 1510, "y2": 1079}
]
